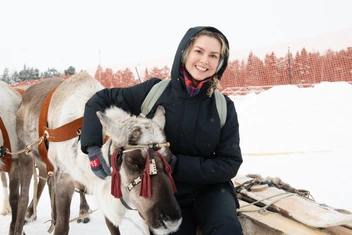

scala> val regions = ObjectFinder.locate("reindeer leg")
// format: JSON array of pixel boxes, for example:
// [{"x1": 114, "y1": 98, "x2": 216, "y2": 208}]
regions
[
  {"x1": 25, "y1": 161, "x2": 47, "y2": 222},
  {"x1": 17, "y1": 154, "x2": 33, "y2": 234},
  {"x1": 9, "y1": 151, "x2": 33, "y2": 235},
  {"x1": 8, "y1": 159, "x2": 20, "y2": 235},
  {"x1": 105, "y1": 216, "x2": 120, "y2": 235},
  {"x1": 47, "y1": 176, "x2": 56, "y2": 228},
  {"x1": 53, "y1": 173, "x2": 74, "y2": 235},
  {"x1": 1, "y1": 171, "x2": 11, "y2": 215},
  {"x1": 75, "y1": 183, "x2": 91, "y2": 224}
]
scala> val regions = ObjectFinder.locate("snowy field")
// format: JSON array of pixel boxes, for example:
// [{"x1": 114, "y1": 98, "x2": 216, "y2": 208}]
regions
[{"x1": 1, "y1": 81, "x2": 352, "y2": 234}]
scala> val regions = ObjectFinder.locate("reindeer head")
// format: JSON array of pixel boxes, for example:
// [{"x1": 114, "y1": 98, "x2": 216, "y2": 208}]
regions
[{"x1": 97, "y1": 106, "x2": 181, "y2": 234}]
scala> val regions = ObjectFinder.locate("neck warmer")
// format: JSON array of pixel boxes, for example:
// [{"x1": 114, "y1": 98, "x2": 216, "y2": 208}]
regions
[{"x1": 181, "y1": 66, "x2": 211, "y2": 97}]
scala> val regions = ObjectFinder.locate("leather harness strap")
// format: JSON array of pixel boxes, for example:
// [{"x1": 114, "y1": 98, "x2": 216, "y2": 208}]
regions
[
  {"x1": 38, "y1": 87, "x2": 85, "y2": 176},
  {"x1": 0, "y1": 87, "x2": 24, "y2": 172},
  {"x1": 38, "y1": 87, "x2": 57, "y2": 176},
  {"x1": 13, "y1": 87, "x2": 25, "y2": 95},
  {"x1": 0, "y1": 117, "x2": 12, "y2": 172},
  {"x1": 44, "y1": 117, "x2": 83, "y2": 142}
]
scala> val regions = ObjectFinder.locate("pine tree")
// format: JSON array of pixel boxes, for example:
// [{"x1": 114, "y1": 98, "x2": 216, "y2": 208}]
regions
[
  {"x1": 64, "y1": 66, "x2": 76, "y2": 75},
  {"x1": 1, "y1": 68, "x2": 11, "y2": 83}
]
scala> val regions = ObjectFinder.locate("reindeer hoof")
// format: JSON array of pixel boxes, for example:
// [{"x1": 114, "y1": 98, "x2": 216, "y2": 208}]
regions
[
  {"x1": 1, "y1": 211, "x2": 11, "y2": 216},
  {"x1": 77, "y1": 217, "x2": 90, "y2": 224}
]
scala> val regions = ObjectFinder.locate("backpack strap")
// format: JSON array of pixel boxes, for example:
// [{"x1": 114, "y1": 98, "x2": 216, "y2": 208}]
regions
[
  {"x1": 139, "y1": 79, "x2": 171, "y2": 118},
  {"x1": 214, "y1": 90, "x2": 227, "y2": 128},
  {"x1": 139, "y1": 79, "x2": 227, "y2": 128}
]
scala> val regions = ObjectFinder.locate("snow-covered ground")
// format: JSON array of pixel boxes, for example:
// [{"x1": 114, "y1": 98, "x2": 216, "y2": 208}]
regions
[
  {"x1": 1, "y1": 81, "x2": 351, "y2": 234},
  {"x1": 234, "y1": 81, "x2": 352, "y2": 212}
]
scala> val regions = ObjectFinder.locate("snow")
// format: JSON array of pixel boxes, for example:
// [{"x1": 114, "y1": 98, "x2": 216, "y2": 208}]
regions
[
  {"x1": 1, "y1": 81, "x2": 352, "y2": 234},
  {"x1": 234, "y1": 81, "x2": 352, "y2": 213}
]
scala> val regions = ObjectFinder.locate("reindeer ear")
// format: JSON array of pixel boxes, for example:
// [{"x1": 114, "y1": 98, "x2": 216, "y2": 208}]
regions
[
  {"x1": 152, "y1": 106, "x2": 166, "y2": 129},
  {"x1": 96, "y1": 111, "x2": 112, "y2": 128}
]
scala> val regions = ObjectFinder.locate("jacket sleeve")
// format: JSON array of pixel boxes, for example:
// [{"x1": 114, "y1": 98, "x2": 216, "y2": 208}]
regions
[
  {"x1": 80, "y1": 78, "x2": 161, "y2": 153},
  {"x1": 172, "y1": 98, "x2": 243, "y2": 185}
]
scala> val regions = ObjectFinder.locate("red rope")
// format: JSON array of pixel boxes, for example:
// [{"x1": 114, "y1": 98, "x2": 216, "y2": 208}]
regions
[
  {"x1": 156, "y1": 152, "x2": 177, "y2": 193},
  {"x1": 111, "y1": 150, "x2": 122, "y2": 198},
  {"x1": 111, "y1": 148, "x2": 177, "y2": 199},
  {"x1": 140, "y1": 150, "x2": 152, "y2": 197}
]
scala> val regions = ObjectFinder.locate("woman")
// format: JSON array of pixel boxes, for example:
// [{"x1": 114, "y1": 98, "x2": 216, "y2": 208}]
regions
[{"x1": 81, "y1": 26, "x2": 243, "y2": 234}]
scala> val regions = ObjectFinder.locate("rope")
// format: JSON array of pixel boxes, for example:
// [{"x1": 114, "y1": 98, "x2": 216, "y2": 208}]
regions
[
  {"x1": 44, "y1": 209, "x2": 98, "y2": 226},
  {"x1": 122, "y1": 142, "x2": 170, "y2": 153},
  {"x1": 236, "y1": 177, "x2": 314, "y2": 214},
  {"x1": 237, "y1": 176, "x2": 315, "y2": 200},
  {"x1": 69, "y1": 209, "x2": 98, "y2": 223},
  {"x1": 238, "y1": 191, "x2": 295, "y2": 214},
  {"x1": 6, "y1": 135, "x2": 46, "y2": 155}
]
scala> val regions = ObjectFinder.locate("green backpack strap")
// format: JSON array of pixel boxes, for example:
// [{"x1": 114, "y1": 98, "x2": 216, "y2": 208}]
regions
[
  {"x1": 139, "y1": 79, "x2": 171, "y2": 118},
  {"x1": 139, "y1": 78, "x2": 227, "y2": 128},
  {"x1": 214, "y1": 90, "x2": 227, "y2": 128}
]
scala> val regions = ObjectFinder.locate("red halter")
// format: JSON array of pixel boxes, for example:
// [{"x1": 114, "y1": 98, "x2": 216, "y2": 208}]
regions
[{"x1": 110, "y1": 147, "x2": 176, "y2": 198}]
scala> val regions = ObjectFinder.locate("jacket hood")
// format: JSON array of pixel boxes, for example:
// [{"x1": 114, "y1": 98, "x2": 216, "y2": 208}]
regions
[{"x1": 171, "y1": 26, "x2": 230, "y2": 84}]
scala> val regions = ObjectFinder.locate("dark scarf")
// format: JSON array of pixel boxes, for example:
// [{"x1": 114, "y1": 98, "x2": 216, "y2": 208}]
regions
[{"x1": 181, "y1": 66, "x2": 211, "y2": 97}]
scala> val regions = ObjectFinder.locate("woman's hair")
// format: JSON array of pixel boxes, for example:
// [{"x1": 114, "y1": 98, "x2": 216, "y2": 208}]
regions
[{"x1": 181, "y1": 29, "x2": 229, "y2": 97}]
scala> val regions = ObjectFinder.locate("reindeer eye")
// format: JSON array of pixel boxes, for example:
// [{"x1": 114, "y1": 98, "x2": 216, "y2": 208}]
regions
[{"x1": 126, "y1": 158, "x2": 138, "y2": 168}]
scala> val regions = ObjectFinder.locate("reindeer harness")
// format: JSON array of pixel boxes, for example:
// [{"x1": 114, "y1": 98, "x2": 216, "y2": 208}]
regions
[
  {"x1": 110, "y1": 142, "x2": 177, "y2": 199},
  {"x1": 36, "y1": 86, "x2": 84, "y2": 176},
  {"x1": 0, "y1": 116, "x2": 12, "y2": 172}
]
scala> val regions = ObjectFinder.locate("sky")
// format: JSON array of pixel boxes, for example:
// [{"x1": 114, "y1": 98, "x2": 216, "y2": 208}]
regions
[
  {"x1": 1, "y1": 0, "x2": 351, "y2": 75},
  {"x1": 1, "y1": 81, "x2": 352, "y2": 234}
]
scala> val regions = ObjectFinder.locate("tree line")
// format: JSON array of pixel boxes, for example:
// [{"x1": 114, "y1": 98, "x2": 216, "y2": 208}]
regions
[
  {"x1": 94, "y1": 46, "x2": 352, "y2": 91},
  {"x1": 1, "y1": 65, "x2": 76, "y2": 84},
  {"x1": 4, "y1": 46, "x2": 352, "y2": 91},
  {"x1": 220, "y1": 47, "x2": 352, "y2": 89}
]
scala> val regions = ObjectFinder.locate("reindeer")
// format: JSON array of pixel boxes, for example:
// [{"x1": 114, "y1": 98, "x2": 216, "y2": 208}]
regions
[
  {"x1": 1, "y1": 79, "x2": 91, "y2": 235},
  {"x1": 0, "y1": 81, "x2": 21, "y2": 218},
  {"x1": 1, "y1": 81, "x2": 53, "y2": 223},
  {"x1": 16, "y1": 73, "x2": 182, "y2": 235}
]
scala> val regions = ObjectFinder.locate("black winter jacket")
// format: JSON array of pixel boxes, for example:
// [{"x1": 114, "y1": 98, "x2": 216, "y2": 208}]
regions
[{"x1": 81, "y1": 26, "x2": 243, "y2": 203}]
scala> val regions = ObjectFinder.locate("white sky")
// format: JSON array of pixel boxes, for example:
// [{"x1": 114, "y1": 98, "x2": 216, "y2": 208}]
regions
[
  {"x1": 1, "y1": 81, "x2": 352, "y2": 234},
  {"x1": 0, "y1": 0, "x2": 351, "y2": 74}
]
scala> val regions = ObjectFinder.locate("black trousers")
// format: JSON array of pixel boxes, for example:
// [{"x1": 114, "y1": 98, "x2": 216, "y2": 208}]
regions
[{"x1": 170, "y1": 183, "x2": 243, "y2": 235}]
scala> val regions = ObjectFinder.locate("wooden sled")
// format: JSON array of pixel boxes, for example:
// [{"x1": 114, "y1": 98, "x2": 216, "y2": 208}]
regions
[{"x1": 234, "y1": 175, "x2": 352, "y2": 235}]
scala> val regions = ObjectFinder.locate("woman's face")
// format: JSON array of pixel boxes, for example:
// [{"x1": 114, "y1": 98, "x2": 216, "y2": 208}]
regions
[{"x1": 185, "y1": 35, "x2": 221, "y2": 85}]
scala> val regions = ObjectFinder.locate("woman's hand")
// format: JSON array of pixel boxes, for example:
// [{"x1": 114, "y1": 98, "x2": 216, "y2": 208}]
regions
[{"x1": 87, "y1": 146, "x2": 111, "y2": 179}]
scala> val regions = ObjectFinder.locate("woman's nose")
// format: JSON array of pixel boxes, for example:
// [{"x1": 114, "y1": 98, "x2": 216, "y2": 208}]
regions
[{"x1": 200, "y1": 55, "x2": 208, "y2": 64}]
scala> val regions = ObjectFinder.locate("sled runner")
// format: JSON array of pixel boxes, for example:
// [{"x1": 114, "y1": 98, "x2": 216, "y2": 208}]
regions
[{"x1": 234, "y1": 175, "x2": 352, "y2": 235}]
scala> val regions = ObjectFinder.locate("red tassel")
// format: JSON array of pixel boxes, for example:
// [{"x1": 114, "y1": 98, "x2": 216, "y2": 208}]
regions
[
  {"x1": 156, "y1": 152, "x2": 177, "y2": 193},
  {"x1": 140, "y1": 152, "x2": 152, "y2": 197},
  {"x1": 111, "y1": 150, "x2": 122, "y2": 198}
]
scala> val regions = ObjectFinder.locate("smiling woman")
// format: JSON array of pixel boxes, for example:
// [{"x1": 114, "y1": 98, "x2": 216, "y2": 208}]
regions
[
  {"x1": 80, "y1": 26, "x2": 244, "y2": 235},
  {"x1": 182, "y1": 30, "x2": 227, "y2": 87}
]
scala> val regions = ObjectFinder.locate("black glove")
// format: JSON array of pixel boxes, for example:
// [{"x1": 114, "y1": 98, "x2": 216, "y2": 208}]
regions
[
  {"x1": 87, "y1": 146, "x2": 111, "y2": 179},
  {"x1": 169, "y1": 154, "x2": 177, "y2": 173}
]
